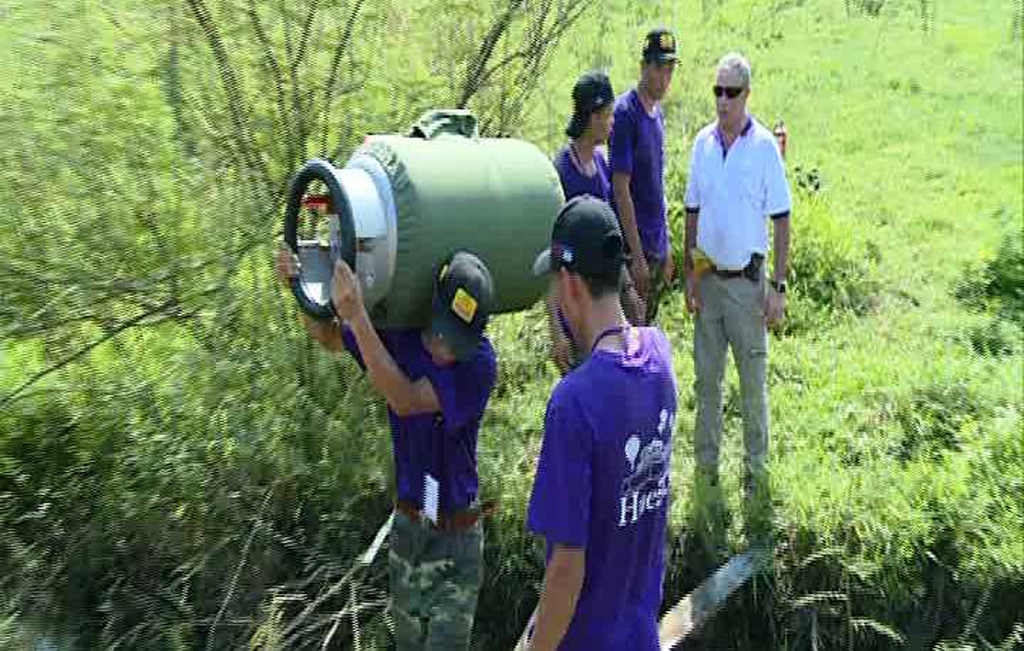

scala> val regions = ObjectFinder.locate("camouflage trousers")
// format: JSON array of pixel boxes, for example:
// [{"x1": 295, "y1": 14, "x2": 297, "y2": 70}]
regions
[{"x1": 389, "y1": 509, "x2": 483, "y2": 650}]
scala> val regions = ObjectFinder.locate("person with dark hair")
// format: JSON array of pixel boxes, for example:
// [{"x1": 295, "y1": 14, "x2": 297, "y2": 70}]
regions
[
  {"x1": 610, "y1": 27, "x2": 679, "y2": 325},
  {"x1": 524, "y1": 196, "x2": 679, "y2": 650},
  {"x1": 275, "y1": 248, "x2": 497, "y2": 651},
  {"x1": 547, "y1": 72, "x2": 642, "y2": 374},
  {"x1": 555, "y1": 71, "x2": 615, "y2": 205}
]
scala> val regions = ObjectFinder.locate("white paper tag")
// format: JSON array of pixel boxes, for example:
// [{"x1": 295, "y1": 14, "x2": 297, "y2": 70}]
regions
[{"x1": 423, "y1": 473, "x2": 439, "y2": 525}]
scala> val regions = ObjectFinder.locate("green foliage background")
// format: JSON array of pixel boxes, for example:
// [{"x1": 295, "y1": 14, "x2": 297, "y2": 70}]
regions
[{"x1": 1, "y1": 0, "x2": 1022, "y2": 649}]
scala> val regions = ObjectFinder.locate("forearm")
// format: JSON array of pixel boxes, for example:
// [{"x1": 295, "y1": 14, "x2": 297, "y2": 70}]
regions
[
  {"x1": 348, "y1": 310, "x2": 417, "y2": 414},
  {"x1": 684, "y1": 212, "x2": 698, "y2": 273},
  {"x1": 529, "y1": 550, "x2": 585, "y2": 651},
  {"x1": 772, "y1": 217, "x2": 790, "y2": 281},
  {"x1": 613, "y1": 176, "x2": 643, "y2": 257}
]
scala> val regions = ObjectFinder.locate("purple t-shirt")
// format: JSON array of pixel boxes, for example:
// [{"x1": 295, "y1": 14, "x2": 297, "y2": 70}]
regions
[
  {"x1": 527, "y1": 327, "x2": 678, "y2": 650},
  {"x1": 554, "y1": 145, "x2": 612, "y2": 204},
  {"x1": 609, "y1": 88, "x2": 668, "y2": 260},
  {"x1": 343, "y1": 328, "x2": 496, "y2": 511}
]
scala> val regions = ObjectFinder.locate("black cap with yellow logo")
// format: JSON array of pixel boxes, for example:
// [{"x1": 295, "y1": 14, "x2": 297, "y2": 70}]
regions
[
  {"x1": 428, "y1": 251, "x2": 494, "y2": 362},
  {"x1": 643, "y1": 27, "x2": 678, "y2": 64}
]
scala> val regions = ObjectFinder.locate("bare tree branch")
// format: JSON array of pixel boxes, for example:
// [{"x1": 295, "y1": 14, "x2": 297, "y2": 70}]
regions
[
  {"x1": 291, "y1": 0, "x2": 322, "y2": 76},
  {"x1": 456, "y1": 0, "x2": 526, "y2": 109},
  {"x1": 184, "y1": 0, "x2": 272, "y2": 196},
  {"x1": 0, "y1": 299, "x2": 174, "y2": 410},
  {"x1": 247, "y1": 0, "x2": 292, "y2": 162},
  {"x1": 320, "y1": 0, "x2": 366, "y2": 158}
]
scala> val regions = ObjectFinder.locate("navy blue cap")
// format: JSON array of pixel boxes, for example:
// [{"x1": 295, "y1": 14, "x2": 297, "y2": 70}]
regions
[{"x1": 533, "y1": 196, "x2": 627, "y2": 280}]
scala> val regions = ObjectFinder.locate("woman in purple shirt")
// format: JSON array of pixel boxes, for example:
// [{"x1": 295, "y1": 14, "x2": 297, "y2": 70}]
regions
[
  {"x1": 553, "y1": 71, "x2": 615, "y2": 205},
  {"x1": 548, "y1": 72, "x2": 643, "y2": 375}
]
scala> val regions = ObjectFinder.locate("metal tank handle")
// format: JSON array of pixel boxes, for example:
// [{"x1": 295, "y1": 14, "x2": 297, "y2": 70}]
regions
[
  {"x1": 406, "y1": 109, "x2": 479, "y2": 140},
  {"x1": 283, "y1": 159, "x2": 357, "y2": 320}
]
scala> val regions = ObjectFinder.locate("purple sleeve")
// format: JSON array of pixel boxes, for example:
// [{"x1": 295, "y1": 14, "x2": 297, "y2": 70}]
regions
[
  {"x1": 554, "y1": 148, "x2": 573, "y2": 197},
  {"x1": 526, "y1": 392, "x2": 591, "y2": 547},
  {"x1": 609, "y1": 104, "x2": 636, "y2": 176},
  {"x1": 422, "y1": 340, "x2": 496, "y2": 433},
  {"x1": 341, "y1": 325, "x2": 366, "y2": 370}
]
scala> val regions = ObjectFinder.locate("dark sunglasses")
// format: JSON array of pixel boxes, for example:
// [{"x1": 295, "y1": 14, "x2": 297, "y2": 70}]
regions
[{"x1": 713, "y1": 85, "x2": 745, "y2": 99}]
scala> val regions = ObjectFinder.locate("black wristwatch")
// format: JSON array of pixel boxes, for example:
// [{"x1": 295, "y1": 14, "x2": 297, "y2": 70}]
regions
[{"x1": 770, "y1": 279, "x2": 787, "y2": 294}]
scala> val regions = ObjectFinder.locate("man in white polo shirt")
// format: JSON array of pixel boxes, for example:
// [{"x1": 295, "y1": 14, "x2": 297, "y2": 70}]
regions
[{"x1": 682, "y1": 52, "x2": 791, "y2": 546}]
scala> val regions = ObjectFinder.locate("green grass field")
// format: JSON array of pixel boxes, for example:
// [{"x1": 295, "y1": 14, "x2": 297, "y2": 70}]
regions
[
  {"x1": 1, "y1": 0, "x2": 1021, "y2": 649},
  {"x1": 479, "y1": 1, "x2": 1023, "y2": 647}
]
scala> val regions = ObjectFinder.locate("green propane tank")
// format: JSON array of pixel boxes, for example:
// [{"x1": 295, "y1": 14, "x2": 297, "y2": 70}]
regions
[{"x1": 284, "y1": 110, "x2": 564, "y2": 328}]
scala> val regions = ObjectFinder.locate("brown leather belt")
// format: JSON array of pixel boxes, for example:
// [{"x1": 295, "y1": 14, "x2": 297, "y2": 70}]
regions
[
  {"x1": 395, "y1": 499, "x2": 496, "y2": 532},
  {"x1": 711, "y1": 253, "x2": 763, "y2": 281},
  {"x1": 711, "y1": 266, "x2": 745, "y2": 279}
]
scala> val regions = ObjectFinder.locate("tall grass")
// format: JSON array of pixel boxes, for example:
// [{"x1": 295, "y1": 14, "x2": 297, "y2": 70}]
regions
[{"x1": 1, "y1": 0, "x2": 1022, "y2": 649}]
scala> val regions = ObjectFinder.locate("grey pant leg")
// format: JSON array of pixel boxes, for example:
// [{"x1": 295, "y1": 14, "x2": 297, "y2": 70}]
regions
[
  {"x1": 693, "y1": 273, "x2": 729, "y2": 473},
  {"x1": 722, "y1": 277, "x2": 770, "y2": 476}
]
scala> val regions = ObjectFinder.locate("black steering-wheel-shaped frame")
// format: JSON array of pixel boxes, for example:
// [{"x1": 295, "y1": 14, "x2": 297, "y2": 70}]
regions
[{"x1": 283, "y1": 159, "x2": 357, "y2": 320}]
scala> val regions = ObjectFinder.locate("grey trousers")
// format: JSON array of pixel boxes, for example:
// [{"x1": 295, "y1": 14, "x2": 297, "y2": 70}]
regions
[{"x1": 692, "y1": 272, "x2": 769, "y2": 479}]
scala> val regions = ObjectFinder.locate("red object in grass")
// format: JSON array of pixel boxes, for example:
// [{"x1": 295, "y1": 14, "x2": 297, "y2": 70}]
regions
[
  {"x1": 773, "y1": 121, "x2": 788, "y2": 160},
  {"x1": 302, "y1": 194, "x2": 332, "y2": 213}
]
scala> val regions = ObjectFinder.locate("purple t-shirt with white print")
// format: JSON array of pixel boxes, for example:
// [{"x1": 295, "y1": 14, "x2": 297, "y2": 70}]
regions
[
  {"x1": 527, "y1": 326, "x2": 678, "y2": 650},
  {"x1": 342, "y1": 328, "x2": 496, "y2": 512},
  {"x1": 609, "y1": 88, "x2": 668, "y2": 260},
  {"x1": 554, "y1": 145, "x2": 612, "y2": 204}
]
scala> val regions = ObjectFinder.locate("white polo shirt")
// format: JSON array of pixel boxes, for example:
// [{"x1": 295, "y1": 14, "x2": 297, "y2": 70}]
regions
[{"x1": 683, "y1": 116, "x2": 792, "y2": 271}]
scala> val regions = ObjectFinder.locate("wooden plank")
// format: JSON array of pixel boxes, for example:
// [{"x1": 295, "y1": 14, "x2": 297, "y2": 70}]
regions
[
  {"x1": 512, "y1": 550, "x2": 768, "y2": 651},
  {"x1": 658, "y1": 549, "x2": 768, "y2": 650}
]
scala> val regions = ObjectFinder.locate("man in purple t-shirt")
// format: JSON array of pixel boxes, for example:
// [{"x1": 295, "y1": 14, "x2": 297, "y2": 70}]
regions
[
  {"x1": 525, "y1": 196, "x2": 679, "y2": 650},
  {"x1": 610, "y1": 27, "x2": 678, "y2": 325},
  {"x1": 275, "y1": 248, "x2": 497, "y2": 651}
]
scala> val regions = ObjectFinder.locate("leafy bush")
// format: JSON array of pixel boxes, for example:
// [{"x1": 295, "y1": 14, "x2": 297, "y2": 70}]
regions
[
  {"x1": 956, "y1": 231, "x2": 1024, "y2": 324},
  {"x1": 783, "y1": 195, "x2": 879, "y2": 334}
]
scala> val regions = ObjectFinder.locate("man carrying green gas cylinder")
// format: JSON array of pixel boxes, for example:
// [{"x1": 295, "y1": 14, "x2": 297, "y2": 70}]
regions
[{"x1": 275, "y1": 109, "x2": 561, "y2": 650}]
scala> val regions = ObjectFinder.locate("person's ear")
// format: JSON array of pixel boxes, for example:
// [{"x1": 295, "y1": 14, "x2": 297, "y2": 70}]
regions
[
  {"x1": 556, "y1": 269, "x2": 575, "y2": 308},
  {"x1": 567, "y1": 270, "x2": 589, "y2": 305}
]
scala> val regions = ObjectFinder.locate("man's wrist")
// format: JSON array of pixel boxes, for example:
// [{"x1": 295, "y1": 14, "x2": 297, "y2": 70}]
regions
[
  {"x1": 346, "y1": 307, "x2": 372, "y2": 332},
  {"x1": 770, "y1": 279, "x2": 787, "y2": 294}
]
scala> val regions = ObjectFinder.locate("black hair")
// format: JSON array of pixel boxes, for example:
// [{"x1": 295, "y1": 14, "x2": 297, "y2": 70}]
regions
[
  {"x1": 565, "y1": 71, "x2": 614, "y2": 140},
  {"x1": 579, "y1": 266, "x2": 623, "y2": 300}
]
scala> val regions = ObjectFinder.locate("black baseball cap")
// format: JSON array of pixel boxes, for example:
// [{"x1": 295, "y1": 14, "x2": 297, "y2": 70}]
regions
[
  {"x1": 566, "y1": 71, "x2": 615, "y2": 139},
  {"x1": 428, "y1": 251, "x2": 494, "y2": 362},
  {"x1": 643, "y1": 27, "x2": 678, "y2": 64},
  {"x1": 533, "y1": 195, "x2": 627, "y2": 280}
]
